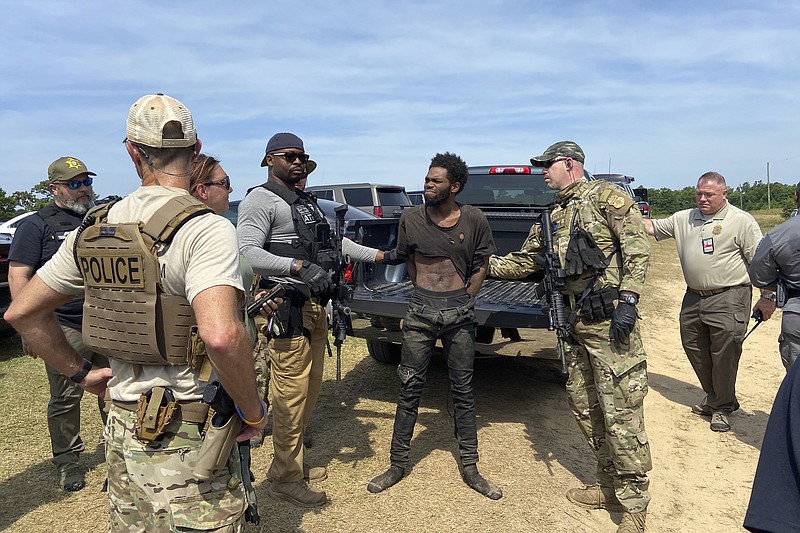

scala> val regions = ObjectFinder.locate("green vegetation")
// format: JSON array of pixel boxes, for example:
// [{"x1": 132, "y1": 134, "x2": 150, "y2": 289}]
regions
[
  {"x1": 0, "y1": 180, "x2": 56, "y2": 219},
  {"x1": 648, "y1": 180, "x2": 797, "y2": 218}
]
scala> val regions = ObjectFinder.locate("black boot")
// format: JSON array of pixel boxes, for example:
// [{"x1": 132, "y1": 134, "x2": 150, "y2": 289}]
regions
[
  {"x1": 462, "y1": 464, "x2": 502, "y2": 500},
  {"x1": 367, "y1": 466, "x2": 405, "y2": 494}
]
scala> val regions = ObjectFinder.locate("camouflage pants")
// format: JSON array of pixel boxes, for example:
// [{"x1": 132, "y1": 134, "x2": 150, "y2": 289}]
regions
[
  {"x1": 252, "y1": 314, "x2": 272, "y2": 405},
  {"x1": 105, "y1": 406, "x2": 245, "y2": 532},
  {"x1": 566, "y1": 319, "x2": 652, "y2": 513},
  {"x1": 48, "y1": 325, "x2": 108, "y2": 483}
]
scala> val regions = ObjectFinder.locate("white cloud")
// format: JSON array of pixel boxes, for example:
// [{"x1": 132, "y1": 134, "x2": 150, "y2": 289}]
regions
[{"x1": 0, "y1": 0, "x2": 798, "y2": 202}]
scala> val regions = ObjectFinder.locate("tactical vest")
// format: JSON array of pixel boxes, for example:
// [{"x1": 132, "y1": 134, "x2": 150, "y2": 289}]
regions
[
  {"x1": 257, "y1": 181, "x2": 336, "y2": 271},
  {"x1": 74, "y1": 195, "x2": 213, "y2": 366},
  {"x1": 36, "y1": 203, "x2": 83, "y2": 243}
]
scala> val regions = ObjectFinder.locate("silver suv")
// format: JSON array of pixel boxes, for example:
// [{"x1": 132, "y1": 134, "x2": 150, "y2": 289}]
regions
[{"x1": 305, "y1": 183, "x2": 412, "y2": 218}]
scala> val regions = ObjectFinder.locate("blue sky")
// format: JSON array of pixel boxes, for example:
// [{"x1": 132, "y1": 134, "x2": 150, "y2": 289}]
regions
[{"x1": 1, "y1": 1, "x2": 798, "y2": 201}]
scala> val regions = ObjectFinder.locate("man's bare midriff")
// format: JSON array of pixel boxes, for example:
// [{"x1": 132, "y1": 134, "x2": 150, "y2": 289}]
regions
[{"x1": 410, "y1": 253, "x2": 465, "y2": 292}]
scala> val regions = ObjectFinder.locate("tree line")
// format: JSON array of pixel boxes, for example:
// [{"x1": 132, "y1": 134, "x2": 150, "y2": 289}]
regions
[
  {"x1": 0, "y1": 180, "x2": 54, "y2": 220},
  {"x1": 1, "y1": 179, "x2": 798, "y2": 222},
  {"x1": 641, "y1": 180, "x2": 798, "y2": 218}
]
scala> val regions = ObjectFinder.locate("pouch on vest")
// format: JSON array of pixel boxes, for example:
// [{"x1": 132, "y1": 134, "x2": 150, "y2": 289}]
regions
[
  {"x1": 581, "y1": 287, "x2": 619, "y2": 322},
  {"x1": 76, "y1": 196, "x2": 212, "y2": 366},
  {"x1": 135, "y1": 386, "x2": 179, "y2": 443}
]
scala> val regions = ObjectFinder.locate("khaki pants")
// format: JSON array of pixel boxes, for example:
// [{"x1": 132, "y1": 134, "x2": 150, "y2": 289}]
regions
[
  {"x1": 267, "y1": 299, "x2": 327, "y2": 483},
  {"x1": 48, "y1": 325, "x2": 108, "y2": 481},
  {"x1": 679, "y1": 286, "x2": 751, "y2": 413}
]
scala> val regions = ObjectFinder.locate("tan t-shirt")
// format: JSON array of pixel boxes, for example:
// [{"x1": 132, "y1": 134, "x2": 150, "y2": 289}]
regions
[
  {"x1": 651, "y1": 202, "x2": 762, "y2": 291},
  {"x1": 38, "y1": 186, "x2": 244, "y2": 401}
]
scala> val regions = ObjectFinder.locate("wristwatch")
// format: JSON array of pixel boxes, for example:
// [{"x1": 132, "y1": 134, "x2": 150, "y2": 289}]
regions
[
  {"x1": 619, "y1": 293, "x2": 639, "y2": 305},
  {"x1": 69, "y1": 360, "x2": 93, "y2": 384}
]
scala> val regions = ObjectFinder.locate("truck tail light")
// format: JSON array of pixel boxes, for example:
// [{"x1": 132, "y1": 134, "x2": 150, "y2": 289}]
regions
[
  {"x1": 373, "y1": 206, "x2": 383, "y2": 218},
  {"x1": 344, "y1": 262, "x2": 354, "y2": 284},
  {"x1": 489, "y1": 167, "x2": 532, "y2": 174}
]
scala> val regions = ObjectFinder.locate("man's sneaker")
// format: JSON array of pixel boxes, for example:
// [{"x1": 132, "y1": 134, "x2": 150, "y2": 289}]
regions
[
  {"x1": 267, "y1": 480, "x2": 328, "y2": 508},
  {"x1": 710, "y1": 412, "x2": 731, "y2": 432},
  {"x1": 367, "y1": 465, "x2": 404, "y2": 493},
  {"x1": 617, "y1": 510, "x2": 646, "y2": 533},
  {"x1": 692, "y1": 396, "x2": 740, "y2": 417},
  {"x1": 566, "y1": 484, "x2": 624, "y2": 512},
  {"x1": 691, "y1": 402, "x2": 712, "y2": 417},
  {"x1": 461, "y1": 464, "x2": 502, "y2": 500}
]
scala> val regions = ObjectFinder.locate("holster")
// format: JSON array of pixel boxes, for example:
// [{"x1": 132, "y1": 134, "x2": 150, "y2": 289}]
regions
[
  {"x1": 581, "y1": 287, "x2": 619, "y2": 323},
  {"x1": 135, "y1": 387, "x2": 179, "y2": 443},
  {"x1": 193, "y1": 412, "x2": 242, "y2": 481}
]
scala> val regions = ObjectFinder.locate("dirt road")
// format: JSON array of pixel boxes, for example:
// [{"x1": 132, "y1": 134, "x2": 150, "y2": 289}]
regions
[{"x1": 0, "y1": 236, "x2": 785, "y2": 532}]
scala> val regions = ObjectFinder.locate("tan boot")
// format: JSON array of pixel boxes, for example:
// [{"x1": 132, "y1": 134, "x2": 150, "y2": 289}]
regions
[
  {"x1": 267, "y1": 464, "x2": 327, "y2": 483},
  {"x1": 304, "y1": 464, "x2": 327, "y2": 483},
  {"x1": 267, "y1": 480, "x2": 328, "y2": 508},
  {"x1": 617, "y1": 510, "x2": 646, "y2": 533},
  {"x1": 566, "y1": 484, "x2": 623, "y2": 512}
]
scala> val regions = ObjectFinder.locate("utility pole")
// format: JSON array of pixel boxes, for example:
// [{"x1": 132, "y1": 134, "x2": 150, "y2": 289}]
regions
[{"x1": 767, "y1": 161, "x2": 771, "y2": 210}]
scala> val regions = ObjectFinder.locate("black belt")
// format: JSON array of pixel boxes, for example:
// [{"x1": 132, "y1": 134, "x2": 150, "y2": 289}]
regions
[
  {"x1": 787, "y1": 288, "x2": 800, "y2": 299},
  {"x1": 687, "y1": 285, "x2": 748, "y2": 297},
  {"x1": 112, "y1": 399, "x2": 209, "y2": 423}
]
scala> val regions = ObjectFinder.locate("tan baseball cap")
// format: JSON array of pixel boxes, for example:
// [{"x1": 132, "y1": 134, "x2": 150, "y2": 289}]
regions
[
  {"x1": 126, "y1": 93, "x2": 196, "y2": 148},
  {"x1": 47, "y1": 156, "x2": 96, "y2": 183}
]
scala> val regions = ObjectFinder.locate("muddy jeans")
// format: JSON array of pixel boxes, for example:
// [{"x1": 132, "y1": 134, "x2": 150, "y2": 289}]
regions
[{"x1": 390, "y1": 287, "x2": 479, "y2": 469}]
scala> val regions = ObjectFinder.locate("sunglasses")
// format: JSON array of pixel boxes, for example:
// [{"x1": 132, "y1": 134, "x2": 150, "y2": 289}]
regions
[
  {"x1": 62, "y1": 177, "x2": 94, "y2": 190},
  {"x1": 542, "y1": 157, "x2": 570, "y2": 169},
  {"x1": 271, "y1": 152, "x2": 310, "y2": 164},
  {"x1": 206, "y1": 176, "x2": 231, "y2": 190}
]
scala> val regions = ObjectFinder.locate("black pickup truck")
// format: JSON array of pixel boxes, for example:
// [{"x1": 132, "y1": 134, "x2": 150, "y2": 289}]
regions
[{"x1": 348, "y1": 165, "x2": 562, "y2": 364}]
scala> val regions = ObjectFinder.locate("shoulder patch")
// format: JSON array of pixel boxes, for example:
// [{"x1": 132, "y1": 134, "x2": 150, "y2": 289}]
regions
[{"x1": 596, "y1": 185, "x2": 635, "y2": 216}]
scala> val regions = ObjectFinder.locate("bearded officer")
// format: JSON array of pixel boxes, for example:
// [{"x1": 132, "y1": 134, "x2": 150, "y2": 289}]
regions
[
  {"x1": 490, "y1": 141, "x2": 652, "y2": 533},
  {"x1": 8, "y1": 156, "x2": 109, "y2": 492}
]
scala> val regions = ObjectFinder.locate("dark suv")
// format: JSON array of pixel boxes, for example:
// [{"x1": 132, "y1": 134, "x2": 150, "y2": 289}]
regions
[
  {"x1": 591, "y1": 173, "x2": 650, "y2": 218},
  {"x1": 305, "y1": 183, "x2": 412, "y2": 218},
  {"x1": 0, "y1": 241, "x2": 14, "y2": 337}
]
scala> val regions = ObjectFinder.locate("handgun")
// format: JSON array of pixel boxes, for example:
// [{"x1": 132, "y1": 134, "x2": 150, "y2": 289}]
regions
[{"x1": 246, "y1": 283, "x2": 286, "y2": 317}]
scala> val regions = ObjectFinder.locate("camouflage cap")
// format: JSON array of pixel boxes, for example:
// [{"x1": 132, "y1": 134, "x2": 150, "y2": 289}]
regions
[
  {"x1": 530, "y1": 141, "x2": 585, "y2": 166},
  {"x1": 47, "y1": 156, "x2": 96, "y2": 183}
]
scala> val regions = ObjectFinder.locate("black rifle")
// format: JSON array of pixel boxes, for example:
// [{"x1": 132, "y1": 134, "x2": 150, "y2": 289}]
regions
[
  {"x1": 540, "y1": 208, "x2": 570, "y2": 373},
  {"x1": 328, "y1": 205, "x2": 353, "y2": 382},
  {"x1": 198, "y1": 382, "x2": 259, "y2": 525}
]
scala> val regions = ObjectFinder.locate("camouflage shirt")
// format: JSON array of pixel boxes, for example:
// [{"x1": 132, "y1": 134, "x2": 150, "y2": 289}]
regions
[{"x1": 489, "y1": 178, "x2": 651, "y2": 300}]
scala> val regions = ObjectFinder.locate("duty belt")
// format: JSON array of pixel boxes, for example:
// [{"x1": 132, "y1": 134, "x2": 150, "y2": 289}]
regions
[
  {"x1": 686, "y1": 285, "x2": 748, "y2": 297},
  {"x1": 787, "y1": 288, "x2": 800, "y2": 300},
  {"x1": 112, "y1": 399, "x2": 209, "y2": 423}
]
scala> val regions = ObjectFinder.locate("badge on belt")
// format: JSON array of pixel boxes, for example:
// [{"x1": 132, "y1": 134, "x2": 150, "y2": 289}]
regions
[{"x1": 702, "y1": 237, "x2": 714, "y2": 254}]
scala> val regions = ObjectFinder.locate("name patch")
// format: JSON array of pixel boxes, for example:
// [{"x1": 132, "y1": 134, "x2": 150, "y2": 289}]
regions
[{"x1": 80, "y1": 254, "x2": 144, "y2": 287}]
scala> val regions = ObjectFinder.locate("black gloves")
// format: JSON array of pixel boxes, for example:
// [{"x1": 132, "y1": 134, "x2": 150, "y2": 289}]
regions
[
  {"x1": 382, "y1": 249, "x2": 408, "y2": 265},
  {"x1": 565, "y1": 228, "x2": 608, "y2": 276},
  {"x1": 611, "y1": 301, "x2": 638, "y2": 342},
  {"x1": 294, "y1": 261, "x2": 332, "y2": 296}
]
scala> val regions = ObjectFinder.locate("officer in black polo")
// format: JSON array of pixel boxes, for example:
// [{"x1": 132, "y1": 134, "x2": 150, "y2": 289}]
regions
[{"x1": 8, "y1": 156, "x2": 109, "y2": 491}]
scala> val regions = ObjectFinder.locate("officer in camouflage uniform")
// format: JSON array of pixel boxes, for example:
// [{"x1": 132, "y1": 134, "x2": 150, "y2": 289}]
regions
[{"x1": 490, "y1": 141, "x2": 651, "y2": 533}]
